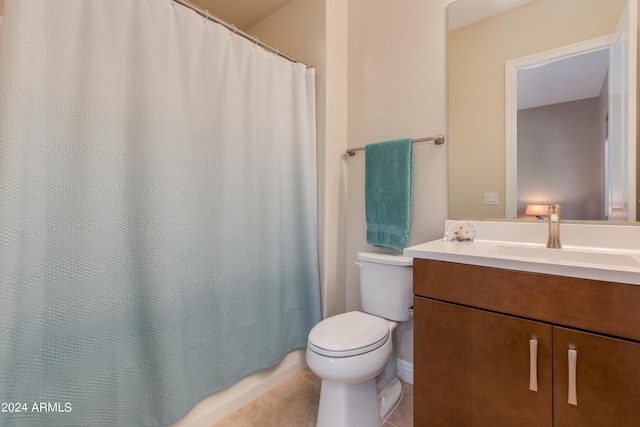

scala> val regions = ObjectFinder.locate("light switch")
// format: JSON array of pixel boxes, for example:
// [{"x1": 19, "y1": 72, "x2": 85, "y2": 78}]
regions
[{"x1": 484, "y1": 192, "x2": 498, "y2": 205}]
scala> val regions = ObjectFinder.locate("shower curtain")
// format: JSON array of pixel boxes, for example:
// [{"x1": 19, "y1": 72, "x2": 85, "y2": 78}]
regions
[{"x1": 0, "y1": 1, "x2": 321, "y2": 426}]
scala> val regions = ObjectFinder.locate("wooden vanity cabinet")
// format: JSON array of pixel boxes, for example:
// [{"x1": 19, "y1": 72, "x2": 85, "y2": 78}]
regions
[{"x1": 414, "y1": 259, "x2": 640, "y2": 427}]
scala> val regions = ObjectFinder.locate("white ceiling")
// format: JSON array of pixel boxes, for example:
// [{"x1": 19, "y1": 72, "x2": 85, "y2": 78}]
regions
[
  {"x1": 187, "y1": 0, "x2": 292, "y2": 31},
  {"x1": 518, "y1": 49, "x2": 610, "y2": 110}
]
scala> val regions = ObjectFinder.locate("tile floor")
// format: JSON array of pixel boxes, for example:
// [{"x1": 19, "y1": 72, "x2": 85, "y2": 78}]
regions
[{"x1": 211, "y1": 368, "x2": 413, "y2": 427}]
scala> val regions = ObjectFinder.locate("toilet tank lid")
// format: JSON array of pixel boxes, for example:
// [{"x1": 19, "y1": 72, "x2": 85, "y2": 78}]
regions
[{"x1": 357, "y1": 252, "x2": 413, "y2": 266}]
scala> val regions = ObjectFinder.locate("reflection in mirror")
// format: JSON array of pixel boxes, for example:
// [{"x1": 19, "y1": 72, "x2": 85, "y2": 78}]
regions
[
  {"x1": 510, "y1": 40, "x2": 611, "y2": 221},
  {"x1": 447, "y1": 0, "x2": 637, "y2": 222}
]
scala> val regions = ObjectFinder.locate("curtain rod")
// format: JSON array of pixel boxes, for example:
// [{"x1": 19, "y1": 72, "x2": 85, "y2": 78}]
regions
[
  {"x1": 172, "y1": 0, "x2": 311, "y2": 68},
  {"x1": 346, "y1": 135, "x2": 445, "y2": 156}
]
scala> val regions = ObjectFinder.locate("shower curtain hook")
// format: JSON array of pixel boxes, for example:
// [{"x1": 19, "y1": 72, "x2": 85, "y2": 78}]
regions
[
  {"x1": 253, "y1": 36, "x2": 260, "y2": 47},
  {"x1": 273, "y1": 48, "x2": 279, "y2": 57},
  {"x1": 203, "y1": 10, "x2": 210, "y2": 23},
  {"x1": 230, "y1": 24, "x2": 237, "y2": 34}
]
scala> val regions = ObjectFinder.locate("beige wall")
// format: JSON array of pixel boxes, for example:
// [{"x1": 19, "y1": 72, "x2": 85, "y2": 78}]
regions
[
  {"x1": 346, "y1": 0, "x2": 450, "y2": 364},
  {"x1": 448, "y1": 0, "x2": 626, "y2": 219}
]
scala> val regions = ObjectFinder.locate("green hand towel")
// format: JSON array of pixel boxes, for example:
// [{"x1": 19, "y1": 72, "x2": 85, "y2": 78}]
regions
[{"x1": 365, "y1": 138, "x2": 413, "y2": 250}]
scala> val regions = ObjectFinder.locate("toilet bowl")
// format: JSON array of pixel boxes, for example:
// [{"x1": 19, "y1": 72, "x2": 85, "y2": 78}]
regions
[
  {"x1": 306, "y1": 252, "x2": 413, "y2": 427},
  {"x1": 306, "y1": 311, "x2": 401, "y2": 427}
]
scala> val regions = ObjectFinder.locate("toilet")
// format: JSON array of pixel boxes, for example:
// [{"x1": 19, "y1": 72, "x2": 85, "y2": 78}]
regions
[{"x1": 306, "y1": 252, "x2": 413, "y2": 427}]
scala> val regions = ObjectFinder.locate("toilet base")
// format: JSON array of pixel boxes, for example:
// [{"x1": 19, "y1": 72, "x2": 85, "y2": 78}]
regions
[
  {"x1": 315, "y1": 375, "x2": 403, "y2": 427},
  {"x1": 379, "y1": 376, "x2": 403, "y2": 424}
]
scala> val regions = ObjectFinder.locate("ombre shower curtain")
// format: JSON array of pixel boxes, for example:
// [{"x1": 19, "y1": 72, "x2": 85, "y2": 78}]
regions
[{"x1": 0, "y1": 1, "x2": 321, "y2": 426}]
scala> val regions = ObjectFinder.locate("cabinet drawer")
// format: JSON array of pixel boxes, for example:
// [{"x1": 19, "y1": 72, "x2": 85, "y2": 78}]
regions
[{"x1": 414, "y1": 259, "x2": 640, "y2": 341}]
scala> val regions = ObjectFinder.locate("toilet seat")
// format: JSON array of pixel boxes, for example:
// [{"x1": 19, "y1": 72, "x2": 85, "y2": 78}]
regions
[{"x1": 307, "y1": 311, "x2": 390, "y2": 358}]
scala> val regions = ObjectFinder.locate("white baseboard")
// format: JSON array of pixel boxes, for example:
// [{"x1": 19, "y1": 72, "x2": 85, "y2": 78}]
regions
[{"x1": 396, "y1": 358, "x2": 413, "y2": 385}]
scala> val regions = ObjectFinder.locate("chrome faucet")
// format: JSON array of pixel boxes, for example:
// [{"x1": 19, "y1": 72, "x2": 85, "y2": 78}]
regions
[{"x1": 547, "y1": 204, "x2": 562, "y2": 249}]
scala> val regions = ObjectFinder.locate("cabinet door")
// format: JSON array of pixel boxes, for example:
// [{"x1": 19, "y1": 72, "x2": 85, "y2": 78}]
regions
[
  {"x1": 414, "y1": 297, "x2": 552, "y2": 427},
  {"x1": 553, "y1": 327, "x2": 640, "y2": 426}
]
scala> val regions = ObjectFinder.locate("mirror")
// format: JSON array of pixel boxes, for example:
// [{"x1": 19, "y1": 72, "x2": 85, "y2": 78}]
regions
[{"x1": 447, "y1": 0, "x2": 637, "y2": 222}]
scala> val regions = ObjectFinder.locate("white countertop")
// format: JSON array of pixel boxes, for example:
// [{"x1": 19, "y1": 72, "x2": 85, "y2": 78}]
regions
[{"x1": 403, "y1": 220, "x2": 640, "y2": 286}]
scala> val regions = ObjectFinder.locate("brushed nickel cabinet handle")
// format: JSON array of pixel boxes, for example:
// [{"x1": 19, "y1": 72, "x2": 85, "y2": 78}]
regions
[
  {"x1": 568, "y1": 349, "x2": 578, "y2": 405},
  {"x1": 529, "y1": 339, "x2": 538, "y2": 392}
]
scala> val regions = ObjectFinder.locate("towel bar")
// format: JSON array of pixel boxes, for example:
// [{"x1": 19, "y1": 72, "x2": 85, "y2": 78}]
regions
[{"x1": 346, "y1": 135, "x2": 445, "y2": 156}]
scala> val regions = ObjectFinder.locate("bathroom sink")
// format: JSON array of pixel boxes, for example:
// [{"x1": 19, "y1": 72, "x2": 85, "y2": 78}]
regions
[
  {"x1": 404, "y1": 221, "x2": 640, "y2": 286},
  {"x1": 481, "y1": 244, "x2": 640, "y2": 268}
]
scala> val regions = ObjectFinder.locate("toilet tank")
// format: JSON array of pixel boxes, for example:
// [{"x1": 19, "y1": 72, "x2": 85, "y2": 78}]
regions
[{"x1": 357, "y1": 252, "x2": 413, "y2": 322}]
